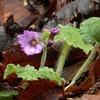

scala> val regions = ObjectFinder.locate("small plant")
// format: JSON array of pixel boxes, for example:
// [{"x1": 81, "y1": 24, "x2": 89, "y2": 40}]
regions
[
  {"x1": 64, "y1": 17, "x2": 100, "y2": 90},
  {"x1": 3, "y1": 17, "x2": 100, "y2": 93},
  {"x1": 4, "y1": 27, "x2": 65, "y2": 85}
]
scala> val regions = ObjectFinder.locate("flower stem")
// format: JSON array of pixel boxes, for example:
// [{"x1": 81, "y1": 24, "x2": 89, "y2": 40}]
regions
[
  {"x1": 56, "y1": 41, "x2": 70, "y2": 75},
  {"x1": 64, "y1": 42, "x2": 100, "y2": 91},
  {"x1": 40, "y1": 45, "x2": 47, "y2": 68}
]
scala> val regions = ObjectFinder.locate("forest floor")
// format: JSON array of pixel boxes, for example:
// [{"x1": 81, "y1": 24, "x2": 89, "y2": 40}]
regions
[{"x1": 0, "y1": 0, "x2": 100, "y2": 100}]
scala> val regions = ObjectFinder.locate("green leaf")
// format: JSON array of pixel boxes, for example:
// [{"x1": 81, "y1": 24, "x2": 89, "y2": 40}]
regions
[
  {"x1": 54, "y1": 25, "x2": 92, "y2": 54},
  {"x1": 80, "y1": 34, "x2": 95, "y2": 45},
  {"x1": 16, "y1": 64, "x2": 39, "y2": 80},
  {"x1": 4, "y1": 64, "x2": 64, "y2": 85},
  {"x1": 39, "y1": 67, "x2": 64, "y2": 85},
  {"x1": 4, "y1": 64, "x2": 18, "y2": 79},
  {"x1": 0, "y1": 91, "x2": 18, "y2": 100},
  {"x1": 80, "y1": 17, "x2": 100, "y2": 42}
]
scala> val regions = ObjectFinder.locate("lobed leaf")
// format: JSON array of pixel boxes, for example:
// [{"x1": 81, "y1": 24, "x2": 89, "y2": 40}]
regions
[
  {"x1": 54, "y1": 25, "x2": 92, "y2": 54},
  {"x1": 16, "y1": 64, "x2": 39, "y2": 80},
  {"x1": 80, "y1": 34, "x2": 95, "y2": 45},
  {"x1": 4, "y1": 64, "x2": 18, "y2": 79},
  {"x1": 4, "y1": 64, "x2": 64, "y2": 85},
  {"x1": 80, "y1": 17, "x2": 100, "y2": 42},
  {"x1": 39, "y1": 67, "x2": 64, "y2": 85}
]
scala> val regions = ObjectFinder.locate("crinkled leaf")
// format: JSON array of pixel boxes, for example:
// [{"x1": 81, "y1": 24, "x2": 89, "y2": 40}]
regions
[
  {"x1": 16, "y1": 64, "x2": 39, "y2": 80},
  {"x1": 80, "y1": 17, "x2": 100, "y2": 42},
  {"x1": 80, "y1": 34, "x2": 95, "y2": 45},
  {"x1": 0, "y1": 91, "x2": 18, "y2": 100},
  {"x1": 54, "y1": 25, "x2": 92, "y2": 54},
  {"x1": 4, "y1": 64, "x2": 64, "y2": 85},
  {"x1": 39, "y1": 67, "x2": 65, "y2": 85},
  {"x1": 4, "y1": 64, "x2": 18, "y2": 79},
  {"x1": 4, "y1": 64, "x2": 38, "y2": 80}
]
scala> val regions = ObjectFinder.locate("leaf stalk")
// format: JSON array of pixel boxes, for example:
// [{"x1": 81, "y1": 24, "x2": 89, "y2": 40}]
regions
[
  {"x1": 56, "y1": 41, "x2": 70, "y2": 75},
  {"x1": 64, "y1": 42, "x2": 100, "y2": 91}
]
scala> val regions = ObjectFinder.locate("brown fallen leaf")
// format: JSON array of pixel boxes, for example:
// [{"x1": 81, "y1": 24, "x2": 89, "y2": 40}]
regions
[
  {"x1": 2, "y1": 41, "x2": 86, "y2": 68},
  {"x1": 16, "y1": 79, "x2": 63, "y2": 100},
  {"x1": 1, "y1": 44, "x2": 59, "y2": 68},
  {"x1": 44, "y1": 0, "x2": 72, "y2": 18},
  {"x1": 65, "y1": 58, "x2": 100, "y2": 95},
  {"x1": 0, "y1": 0, "x2": 6, "y2": 24},
  {"x1": 0, "y1": 63, "x2": 6, "y2": 82},
  {"x1": 1, "y1": 41, "x2": 86, "y2": 85},
  {"x1": 79, "y1": 94, "x2": 100, "y2": 100},
  {"x1": 67, "y1": 94, "x2": 100, "y2": 100}
]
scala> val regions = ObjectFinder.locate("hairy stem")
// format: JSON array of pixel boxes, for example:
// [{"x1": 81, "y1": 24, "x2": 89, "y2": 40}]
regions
[
  {"x1": 56, "y1": 41, "x2": 70, "y2": 75},
  {"x1": 40, "y1": 45, "x2": 47, "y2": 68},
  {"x1": 64, "y1": 42, "x2": 100, "y2": 91}
]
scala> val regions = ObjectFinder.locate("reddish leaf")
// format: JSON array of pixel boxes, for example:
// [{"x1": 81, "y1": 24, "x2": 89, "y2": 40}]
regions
[
  {"x1": 16, "y1": 79, "x2": 63, "y2": 100},
  {"x1": 1, "y1": 44, "x2": 59, "y2": 68},
  {"x1": 2, "y1": 41, "x2": 87, "y2": 68},
  {"x1": 1, "y1": 41, "x2": 87, "y2": 85},
  {"x1": 0, "y1": 63, "x2": 6, "y2": 82}
]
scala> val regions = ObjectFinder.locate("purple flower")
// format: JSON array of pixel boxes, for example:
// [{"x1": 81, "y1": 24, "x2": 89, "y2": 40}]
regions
[{"x1": 17, "y1": 30, "x2": 44, "y2": 55}]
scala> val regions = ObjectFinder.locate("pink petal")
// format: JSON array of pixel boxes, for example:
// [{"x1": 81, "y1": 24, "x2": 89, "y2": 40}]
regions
[
  {"x1": 22, "y1": 44, "x2": 43, "y2": 55},
  {"x1": 17, "y1": 34, "x2": 30, "y2": 47},
  {"x1": 24, "y1": 30, "x2": 38, "y2": 40},
  {"x1": 22, "y1": 45, "x2": 35, "y2": 55},
  {"x1": 18, "y1": 30, "x2": 43, "y2": 56},
  {"x1": 34, "y1": 44, "x2": 44, "y2": 53}
]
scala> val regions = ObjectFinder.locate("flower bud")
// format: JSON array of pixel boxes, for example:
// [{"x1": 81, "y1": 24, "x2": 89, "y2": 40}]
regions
[
  {"x1": 50, "y1": 28, "x2": 60, "y2": 35},
  {"x1": 50, "y1": 28, "x2": 60, "y2": 40},
  {"x1": 47, "y1": 40, "x2": 54, "y2": 47}
]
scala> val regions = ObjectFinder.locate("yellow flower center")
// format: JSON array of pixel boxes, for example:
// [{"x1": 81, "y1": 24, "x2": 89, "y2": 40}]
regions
[{"x1": 31, "y1": 40, "x2": 37, "y2": 46}]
